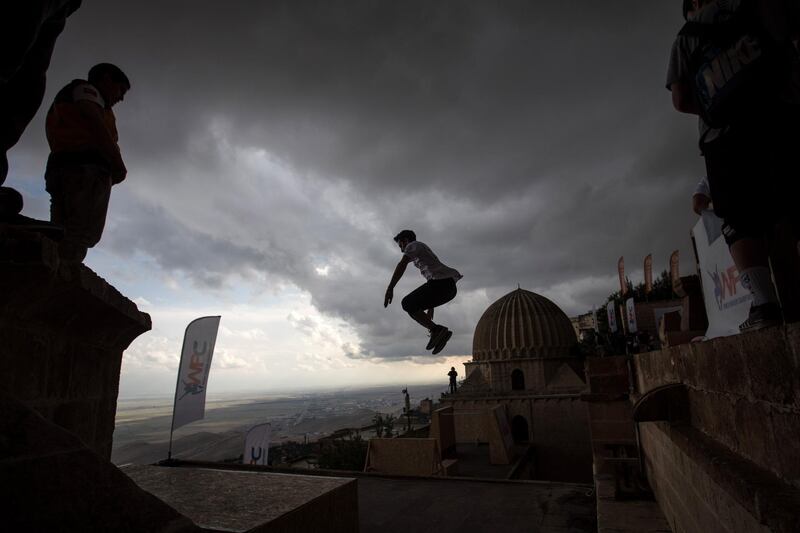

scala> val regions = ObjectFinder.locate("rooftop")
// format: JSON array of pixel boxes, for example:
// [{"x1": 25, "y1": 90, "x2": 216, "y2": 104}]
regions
[{"x1": 129, "y1": 462, "x2": 597, "y2": 532}]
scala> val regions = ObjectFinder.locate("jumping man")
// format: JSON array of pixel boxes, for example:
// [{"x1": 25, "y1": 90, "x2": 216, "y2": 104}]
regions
[{"x1": 384, "y1": 230, "x2": 462, "y2": 354}]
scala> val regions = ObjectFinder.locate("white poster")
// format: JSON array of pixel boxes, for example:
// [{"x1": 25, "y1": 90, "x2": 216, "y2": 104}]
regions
[
  {"x1": 625, "y1": 297, "x2": 638, "y2": 334},
  {"x1": 244, "y1": 423, "x2": 272, "y2": 465},
  {"x1": 693, "y1": 212, "x2": 751, "y2": 338},
  {"x1": 171, "y1": 316, "x2": 221, "y2": 431},
  {"x1": 606, "y1": 302, "x2": 618, "y2": 333}
]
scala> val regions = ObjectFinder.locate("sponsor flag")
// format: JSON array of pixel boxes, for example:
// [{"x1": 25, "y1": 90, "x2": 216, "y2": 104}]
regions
[
  {"x1": 625, "y1": 297, "x2": 638, "y2": 333},
  {"x1": 644, "y1": 254, "x2": 653, "y2": 295},
  {"x1": 171, "y1": 316, "x2": 221, "y2": 432},
  {"x1": 693, "y1": 213, "x2": 751, "y2": 338},
  {"x1": 618, "y1": 257, "x2": 627, "y2": 296},
  {"x1": 244, "y1": 423, "x2": 271, "y2": 466},
  {"x1": 670, "y1": 250, "x2": 680, "y2": 285},
  {"x1": 592, "y1": 305, "x2": 599, "y2": 332},
  {"x1": 606, "y1": 302, "x2": 618, "y2": 333}
]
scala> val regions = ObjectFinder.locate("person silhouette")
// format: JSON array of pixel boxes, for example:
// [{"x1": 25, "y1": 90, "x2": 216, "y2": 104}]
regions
[
  {"x1": 44, "y1": 63, "x2": 130, "y2": 262},
  {"x1": 448, "y1": 367, "x2": 458, "y2": 394},
  {"x1": 384, "y1": 230, "x2": 462, "y2": 354}
]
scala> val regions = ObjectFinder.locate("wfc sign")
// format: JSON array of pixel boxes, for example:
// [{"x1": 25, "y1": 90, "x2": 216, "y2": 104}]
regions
[{"x1": 171, "y1": 316, "x2": 221, "y2": 432}]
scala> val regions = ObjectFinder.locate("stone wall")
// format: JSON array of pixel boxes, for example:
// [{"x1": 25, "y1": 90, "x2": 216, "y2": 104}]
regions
[
  {"x1": 445, "y1": 395, "x2": 592, "y2": 483},
  {"x1": 634, "y1": 325, "x2": 800, "y2": 488},
  {"x1": 0, "y1": 228, "x2": 151, "y2": 459},
  {"x1": 633, "y1": 325, "x2": 800, "y2": 532}
]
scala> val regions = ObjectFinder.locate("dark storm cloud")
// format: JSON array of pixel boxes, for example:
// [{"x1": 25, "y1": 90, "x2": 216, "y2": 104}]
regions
[{"x1": 12, "y1": 1, "x2": 705, "y2": 359}]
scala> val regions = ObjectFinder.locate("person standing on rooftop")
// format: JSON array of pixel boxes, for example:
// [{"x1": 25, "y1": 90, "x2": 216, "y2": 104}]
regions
[
  {"x1": 44, "y1": 62, "x2": 130, "y2": 263},
  {"x1": 666, "y1": 0, "x2": 800, "y2": 331}
]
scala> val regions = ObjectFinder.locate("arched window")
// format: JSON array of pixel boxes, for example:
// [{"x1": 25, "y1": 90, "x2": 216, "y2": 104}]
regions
[
  {"x1": 511, "y1": 415, "x2": 529, "y2": 443},
  {"x1": 511, "y1": 368, "x2": 525, "y2": 391}
]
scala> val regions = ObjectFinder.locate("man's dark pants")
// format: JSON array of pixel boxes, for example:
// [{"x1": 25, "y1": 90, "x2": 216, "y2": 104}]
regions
[
  {"x1": 45, "y1": 164, "x2": 112, "y2": 262},
  {"x1": 401, "y1": 278, "x2": 457, "y2": 316},
  {"x1": 703, "y1": 108, "x2": 800, "y2": 245}
]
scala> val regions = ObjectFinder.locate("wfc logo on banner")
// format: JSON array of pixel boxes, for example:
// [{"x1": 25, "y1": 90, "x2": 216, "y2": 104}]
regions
[
  {"x1": 171, "y1": 316, "x2": 221, "y2": 432},
  {"x1": 692, "y1": 213, "x2": 751, "y2": 338}
]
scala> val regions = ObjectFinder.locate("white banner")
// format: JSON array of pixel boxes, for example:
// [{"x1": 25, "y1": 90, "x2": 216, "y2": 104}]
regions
[
  {"x1": 693, "y1": 212, "x2": 751, "y2": 338},
  {"x1": 244, "y1": 423, "x2": 271, "y2": 465},
  {"x1": 606, "y1": 302, "x2": 618, "y2": 333},
  {"x1": 171, "y1": 316, "x2": 221, "y2": 431},
  {"x1": 625, "y1": 297, "x2": 637, "y2": 334}
]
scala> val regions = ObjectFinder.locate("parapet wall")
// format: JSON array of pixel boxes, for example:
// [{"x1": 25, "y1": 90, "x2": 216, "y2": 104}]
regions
[
  {"x1": 633, "y1": 325, "x2": 800, "y2": 533},
  {"x1": 0, "y1": 228, "x2": 151, "y2": 459},
  {"x1": 634, "y1": 325, "x2": 800, "y2": 488}
]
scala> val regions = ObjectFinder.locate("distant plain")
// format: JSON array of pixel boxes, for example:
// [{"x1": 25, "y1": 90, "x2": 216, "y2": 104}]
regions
[{"x1": 112, "y1": 383, "x2": 446, "y2": 465}]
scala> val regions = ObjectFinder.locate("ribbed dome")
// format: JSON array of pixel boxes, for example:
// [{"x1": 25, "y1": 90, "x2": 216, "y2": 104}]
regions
[{"x1": 472, "y1": 288, "x2": 576, "y2": 361}]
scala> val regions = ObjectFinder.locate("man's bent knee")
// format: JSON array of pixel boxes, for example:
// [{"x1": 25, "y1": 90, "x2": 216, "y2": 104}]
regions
[{"x1": 401, "y1": 296, "x2": 418, "y2": 314}]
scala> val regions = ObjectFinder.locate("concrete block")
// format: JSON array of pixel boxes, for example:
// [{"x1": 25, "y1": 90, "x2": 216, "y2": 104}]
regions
[
  {"x1": 689, "y1": 390, "x2": 740, "y2": 453},
  {"x1": 603, "y1": 400, "x2": 633, "y2": 421},
  {"x1": 588, "y1": 374, "x2": 630, "y2": 395},
  {"x1": 1, "y1": 390, "x2": 198, "y2": 532},
  {"x1": 733, "y1": 398, "x2": 781, "y2": 475},
  {"x1": 586, "y1": 356, "x2": 628, "y2": 377},
  {"x1": 740, "y1": 329, "x2": 795, "y2": 405},
  {"x1": 45, "y1": 349, "x2": 74, "y2": 400},
  {"x1": 53, "y1": 400, "x2": 98, "y2": 450},
  {"x1": 770, "y1": 409, "x2": 800, "y2": 488},
  {"x1": 590, "y1": 420, "x2": 636, "y2": 443},
  {"x1": 0, "y1": 331, "x2": 49, "y2": 401},
  {"x1": 124, "y1": 465, "x2": 358, "y2": 533}
]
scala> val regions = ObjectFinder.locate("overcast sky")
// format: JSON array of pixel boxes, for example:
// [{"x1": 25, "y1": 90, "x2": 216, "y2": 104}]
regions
[{"x1": 10, "y1": 1, "x2": 705, "y2": 397}]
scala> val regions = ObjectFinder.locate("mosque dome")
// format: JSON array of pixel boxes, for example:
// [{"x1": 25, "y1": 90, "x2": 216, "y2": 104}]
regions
[{"x1": 472, "y1": 288, "x2": 577, "y2": 361}]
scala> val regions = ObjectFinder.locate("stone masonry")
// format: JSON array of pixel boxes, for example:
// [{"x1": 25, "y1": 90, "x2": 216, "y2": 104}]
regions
[
  {"x1": 634, "y1": 325, "x2": 800, "y2": 533},
  {"x1": 0, "y1": 227, "x2": 151, "y2": 459}
]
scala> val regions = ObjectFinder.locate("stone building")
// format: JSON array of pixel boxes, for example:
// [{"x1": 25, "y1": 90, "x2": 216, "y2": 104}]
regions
[{"x1": 440, "y1": 288, "x2": 593, "y2": 483}]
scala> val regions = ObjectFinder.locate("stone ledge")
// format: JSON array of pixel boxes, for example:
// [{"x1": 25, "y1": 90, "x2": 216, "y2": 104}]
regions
[
  {"x1": 124, "y1": 465, "x2": 359, "y2": 533},
  {"x1": 0, "y1": 227, "x2": 151, "y2": 457},
  {"x1": 0, "y1": 227, "x2": 151, "y2": 347},
  {"x1": 595, "y1": 474, "x2": 671, "y2": 533},
  {"x1": 632, "y1": 328, "x2": 800, "y2": 487},
  {"x1": 0, "y1": 391, "x2": 199, "y2": 532},
  {"x1": 641, "y1": 422, "x2": 800, "y2": 533},
  {"x1": 634, "y1": 326, "x2": 800, "y2": 410}
]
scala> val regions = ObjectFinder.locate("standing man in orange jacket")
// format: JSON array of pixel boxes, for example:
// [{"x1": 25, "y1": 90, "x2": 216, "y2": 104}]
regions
[{"x1": 45, "y1": 63, "x2": 130, "y2": 262}]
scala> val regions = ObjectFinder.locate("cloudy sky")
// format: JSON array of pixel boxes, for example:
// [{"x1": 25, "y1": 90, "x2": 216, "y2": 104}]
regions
[{"x1": 10, "y1": 1, "x2": 705, "y2": 398}]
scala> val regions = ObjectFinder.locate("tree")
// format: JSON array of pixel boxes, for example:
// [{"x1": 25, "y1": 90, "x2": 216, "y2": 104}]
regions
[
  {"x1": 383, "y1": 414, "x2": 396, "y2": 438},
  {"x1": 372, "y1": 414, "x2": 385, "y2": 438}
]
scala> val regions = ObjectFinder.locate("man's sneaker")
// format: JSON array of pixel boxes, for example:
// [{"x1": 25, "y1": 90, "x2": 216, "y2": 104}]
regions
[
  {"x1": 431, "y1": 329, "x2": 452, "y2": 355},
  {"x1": 739, "y1": 303, "x2": 782, "y2": 333},
  {"x1": 426, "y1": 326, "x2": 447, "y2": 350}
]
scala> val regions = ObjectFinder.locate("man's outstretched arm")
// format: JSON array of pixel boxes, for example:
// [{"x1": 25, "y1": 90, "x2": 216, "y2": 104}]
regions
[{"x1": 384, "y1": 255, "x2": 411, "y2": 307}]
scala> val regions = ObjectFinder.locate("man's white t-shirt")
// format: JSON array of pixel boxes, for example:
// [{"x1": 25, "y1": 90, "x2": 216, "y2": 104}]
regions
[{"x1": 403, "y1": 241, "x2": 462, "y2": 282}]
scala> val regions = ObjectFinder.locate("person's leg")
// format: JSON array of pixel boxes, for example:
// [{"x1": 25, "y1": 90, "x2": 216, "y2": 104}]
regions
[
  {"x1": 47, "y1": 165, "x2": 112, "y2": 262},
  {"x1": 402, "y1": 283, "x2": 441, "y2": 331},
  {"x1": 706, "y1": 123, "x2": 780, "y2": 330}
]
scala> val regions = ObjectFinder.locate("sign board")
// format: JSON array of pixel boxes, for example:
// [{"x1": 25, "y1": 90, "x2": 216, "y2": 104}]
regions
[
  {"x1": 625, "y1": 297, "x2": 638, "y2": 334},
  {"x1": 618, "y1": 257, "x2": 627, "y2": 295},
  {"x1": 644, "y1": 254, "x2": 653, "y2": 294},
  {"x1": 606, "y1": 302, "x2": 618, "y2": 333},
  {"x1": 171, "y1": 316, "x2": 221, "y2": 431},
  {"x1": 670, "y1": 250, "x2": 680, "y2": 285},
  {"x1": 244, "y1": 423, "x2": 271, "y2": 465},
  {"x1": 693, "y1": 212, "x2": 751, "y2": 338}
]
